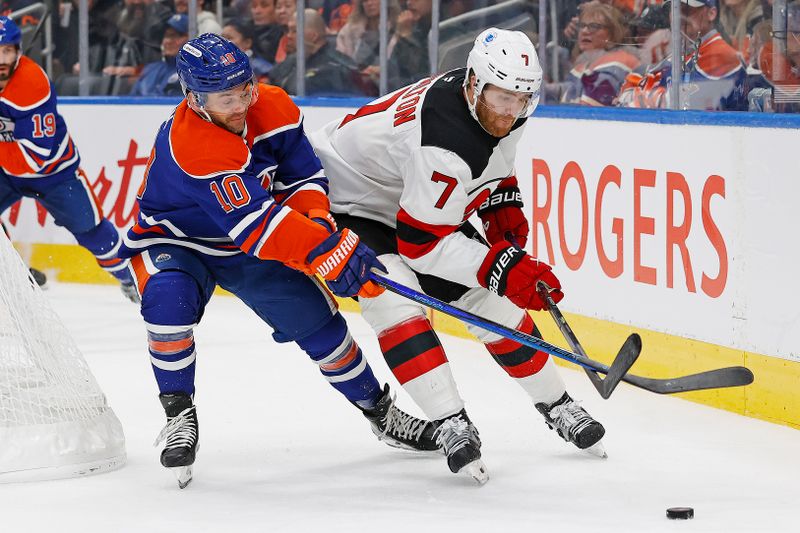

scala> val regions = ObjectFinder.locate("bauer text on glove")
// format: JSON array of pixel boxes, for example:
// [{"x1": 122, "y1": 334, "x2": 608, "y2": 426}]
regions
[
  {"x1": 477, "y1": 241, "x2": 563, "y2": 311},
  {"x1": 477, "y1": 176, "x2": 529, "y2": 247}
]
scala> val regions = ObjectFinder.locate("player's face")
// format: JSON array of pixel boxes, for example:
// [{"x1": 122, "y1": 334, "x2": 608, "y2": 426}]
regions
[
  {"x1": 202, "y1": 82, "x2": 256, "y2": 135},
  {"x1": 475, "y1": 84, "x2": 531, "y2": 137},
  {"x1": 0, "y1": 44, "x2": 18, "y2": 82}
]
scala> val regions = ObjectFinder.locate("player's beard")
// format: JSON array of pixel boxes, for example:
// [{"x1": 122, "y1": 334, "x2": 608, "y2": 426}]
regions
[
  {"x1": 209, "y1": 111, "x2": 247, "y2": 135},
  {"x1": 0, "y1": 60, "x2": 15, "y2": 82},
  {"x1": 475, "y1": 98, "x2": 516, "y2": 138}
]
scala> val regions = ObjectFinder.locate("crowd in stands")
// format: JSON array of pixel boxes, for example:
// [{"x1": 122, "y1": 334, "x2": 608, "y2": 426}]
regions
[{"x1": 2, "y1": 0, "x2": 798, "y2": 111}]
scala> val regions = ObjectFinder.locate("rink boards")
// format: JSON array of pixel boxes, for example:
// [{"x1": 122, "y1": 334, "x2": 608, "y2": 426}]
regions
[{"x1": 3, "y1": 99, "x2": 798, "y2": 429}]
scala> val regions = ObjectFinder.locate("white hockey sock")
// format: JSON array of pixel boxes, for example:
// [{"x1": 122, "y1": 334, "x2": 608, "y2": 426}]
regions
[
  {"x1": 401, "y1": 363, "x2": 465, "y2": 421},
  {"x1": 514, "y1": 356, "x2": 567, "y2": 406}
]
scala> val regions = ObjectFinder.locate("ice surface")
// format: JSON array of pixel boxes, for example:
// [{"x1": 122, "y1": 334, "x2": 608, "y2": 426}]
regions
[{"x1": 2, "y1": 284, "x2": 796, "y2": 532}]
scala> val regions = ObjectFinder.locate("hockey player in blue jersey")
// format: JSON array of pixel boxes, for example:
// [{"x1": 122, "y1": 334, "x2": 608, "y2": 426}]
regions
[
  {"x1": 0, "y1": 17, "x2": 137, "y2": 301},
  {"x1": 119, "y1": 33, "x2": 439, "y2": 488}
]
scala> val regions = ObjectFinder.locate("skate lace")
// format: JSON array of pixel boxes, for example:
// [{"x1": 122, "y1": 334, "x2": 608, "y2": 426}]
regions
[
  {"x1": 549, "y1": 400, "x2": 593, "y2": 437},
  {"x1": 432, "y1": 415, "x2": 475, "y2": 456},
  {"x1": 153, "y1": 406, "x2": 197, "y2": 450},
  {"x1": 378, "y1": 394, "x2": 428, "y2": 443}
]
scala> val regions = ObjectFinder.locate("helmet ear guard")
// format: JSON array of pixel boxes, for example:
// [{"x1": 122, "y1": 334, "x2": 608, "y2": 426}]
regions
[{"x1": 464, "y1": 28, "x2": 543, "y2": 126}]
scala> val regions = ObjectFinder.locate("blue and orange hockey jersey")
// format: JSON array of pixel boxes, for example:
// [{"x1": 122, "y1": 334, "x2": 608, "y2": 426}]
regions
[
  {"x1": 120, "y1": 84, "x2": 333, "y2": 271},
  {"x1": 618, "y1": 30, "x2": 747, "y2": 111},
  {"x1": 0, "y1": 55, "x2": 79, "y2": 178}
]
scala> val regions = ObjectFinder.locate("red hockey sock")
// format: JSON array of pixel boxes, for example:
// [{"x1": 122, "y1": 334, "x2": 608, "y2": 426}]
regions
[
  {"x1": 378, "y1": 316, "x2": 449, "y2": 385},
  {"x1": 484, "y1": 313, "x2": 549, "y2": 378}
]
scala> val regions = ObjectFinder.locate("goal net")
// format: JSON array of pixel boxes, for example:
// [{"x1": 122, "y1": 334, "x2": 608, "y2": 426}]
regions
[{"x1": 0, "y1": 228, "x2": 126, "y2": 482}]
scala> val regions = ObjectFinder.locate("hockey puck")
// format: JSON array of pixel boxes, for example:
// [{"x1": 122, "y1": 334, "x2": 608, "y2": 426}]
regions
[{"x1": 666, "y1": 507, "x2": 694, "y2": 520}]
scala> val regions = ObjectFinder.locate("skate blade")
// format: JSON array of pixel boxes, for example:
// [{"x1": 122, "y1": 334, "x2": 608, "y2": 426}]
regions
[
  {"x1": 458, "y1": 459, "x2": 490, "y2": 486},
  {"x1": 170, "y1": 465, "x2": 193, "y2": 489},
  {"x1": 584, "y1": 441, "x2": 607, "y2": 459}
]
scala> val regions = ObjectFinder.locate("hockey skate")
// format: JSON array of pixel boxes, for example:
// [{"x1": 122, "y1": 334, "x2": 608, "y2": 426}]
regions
[
  {"x1": 361, "y1": 384, "x2": 441, "y2": 452},
  {"x1": 432, "y1": 410, "x2": 489, "y2": 485},
  {"x1": 154, "y1": 393, "x2": 199, "y2": 488},
  {"x1": 535, "y1": 392, "x2": 606, "y2": 458},
  {"x1": 29, "y1": 268, "x2": 48, "y2": 289}
]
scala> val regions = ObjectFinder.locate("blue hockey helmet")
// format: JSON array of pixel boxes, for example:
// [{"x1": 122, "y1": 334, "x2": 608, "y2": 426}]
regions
[
  {"x1": 176, "y1": 33, "x2": 253, "y2": 98},
  {"x1": 0, "y1": 16, "x2": 22, "y2": 46}
]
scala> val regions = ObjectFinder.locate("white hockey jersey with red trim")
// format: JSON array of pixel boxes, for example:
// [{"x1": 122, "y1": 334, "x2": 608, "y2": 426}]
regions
[{"x1": 309, "y1": 68, "x2": 528, "y2": 287}]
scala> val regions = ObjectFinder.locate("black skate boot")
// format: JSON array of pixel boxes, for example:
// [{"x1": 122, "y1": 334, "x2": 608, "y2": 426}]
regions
[
  {"x1": 535, "y1": 392, "x2": 606, "y2": 457},
  {"x1": 360, "y1": 384, "x2": 440, "y2": 452},
  {"x1": 29, "y1": 268, "x2": 48, "y2": 289},
  {"x1": 154, "y1": 393, "x2": 199, "y2": 488},
  {"x1": 432, "y1": 409, "x2": 489, "y2": 485}
]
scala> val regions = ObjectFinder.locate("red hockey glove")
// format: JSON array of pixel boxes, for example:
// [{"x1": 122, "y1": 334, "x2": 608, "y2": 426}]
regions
[
  {"x1": 307, "y1": 229, "x2": 386, "y2": 298},
  {"x1": 308, "y1": 208, "x2": 338, "y2": 233},
  {"x1": 477, "y1": 177, "x2": 529, "y2": 248},
  {"x1": 477, "y1": 241, "x2": 563, "y2": 311}
]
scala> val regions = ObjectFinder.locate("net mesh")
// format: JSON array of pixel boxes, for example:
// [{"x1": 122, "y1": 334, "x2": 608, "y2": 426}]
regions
[{"x1": 0, "y1": 228, "x2": 125, "y2": 480}]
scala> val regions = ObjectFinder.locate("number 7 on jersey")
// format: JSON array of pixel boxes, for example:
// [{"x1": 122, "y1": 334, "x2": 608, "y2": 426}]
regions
[{"x1": 431, "y1": 172, "x2": 457, "y2": 209}]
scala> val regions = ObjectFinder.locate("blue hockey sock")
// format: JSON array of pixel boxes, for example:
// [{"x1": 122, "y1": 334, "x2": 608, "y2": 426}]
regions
[
  {"x1": 297, "y1": 313, "x2": 381, "y2": 408},
  {"x1": 73, "y1": 219, "x2": 132, "y2": 284}
]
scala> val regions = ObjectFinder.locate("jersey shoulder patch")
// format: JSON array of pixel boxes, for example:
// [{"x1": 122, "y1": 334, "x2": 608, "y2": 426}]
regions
[
  {"x1": 169, "y1": 101, "x2": 251, "y2": 179},
  {"x1": 0, "y1": 56, "x2": 51, "y2": 111},
  {"x1": 247, "y1": 83, "x2": 302, "y2": 141}
]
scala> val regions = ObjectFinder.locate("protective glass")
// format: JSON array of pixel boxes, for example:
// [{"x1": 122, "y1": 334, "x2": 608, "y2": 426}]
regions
[{"x1": 479, "y1": 85, "x2": 533, "y2": 117}]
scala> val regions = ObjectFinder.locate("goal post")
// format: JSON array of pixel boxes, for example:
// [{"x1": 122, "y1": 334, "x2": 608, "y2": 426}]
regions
[{"x1": 0, "y1": 228, "x2": 126, "y2": 482}]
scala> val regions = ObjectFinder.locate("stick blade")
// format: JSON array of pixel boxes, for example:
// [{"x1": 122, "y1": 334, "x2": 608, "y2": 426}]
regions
[
  {"x1": 599, "y1": 333, "x2": 643, "y2": 399},
  {"x1": 626, "y1": 366, "x2": 755, "y2": 394}
]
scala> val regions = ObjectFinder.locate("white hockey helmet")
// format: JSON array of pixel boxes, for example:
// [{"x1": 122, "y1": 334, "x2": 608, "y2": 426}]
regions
[{"x1": 465, "y1": 28, "x2": 542, "y2": 123}]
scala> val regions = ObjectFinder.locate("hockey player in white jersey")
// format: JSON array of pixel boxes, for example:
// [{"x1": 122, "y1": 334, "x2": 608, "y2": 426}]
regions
[{"x1": 310, "y1": 28, "x2": 605, "y2": 484}]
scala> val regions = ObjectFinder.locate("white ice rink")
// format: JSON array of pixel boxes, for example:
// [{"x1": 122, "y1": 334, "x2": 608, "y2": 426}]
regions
[{"x1": 3, "y1": 283, "x2": 797, "y2": 532}]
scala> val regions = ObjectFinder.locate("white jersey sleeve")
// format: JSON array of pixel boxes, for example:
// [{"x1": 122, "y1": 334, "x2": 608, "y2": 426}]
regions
[{"x1": 396, "y1": 146, "x2": 491, "y2": 288}]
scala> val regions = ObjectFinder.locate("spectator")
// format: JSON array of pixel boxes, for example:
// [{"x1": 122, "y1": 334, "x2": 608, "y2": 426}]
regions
[
  {"x1": 269, "y1": 9, "x2": 374, "y2": 96},
  {"x1": 251, "y1": 0, "x2": 284, "y2": 62},
  {"x1": 630, "y1": 3, "x2": 670, "y2": 65},
  {"x1": 618, "y1": 0, "x2": 747, "y2": 111},
  {"x1": 322, "y1": 0, "x2": 353, "y2": 33},
  {"x1": 747, "y1": 1, "x2": 800, "y2": 112},
  {"x1": 273, "y1": 0, "x2": 295, "y2": 63},
  {"x1": 222, "y1": 20, "x2": 273, "y2": 80},
  {"x1": 103, "y1": 0, "x2": 171, "y2": 77},
  {"x1": 172, "y1": 0, "x2": 223, "y2": 35},
  {"x1": 337, "y1": 0, "x2": 399, "y2": 84},
  {"x1": 54, "y1": 0, "x2": 81, "y2": 75},
  {"x1": 553, "y1": 1, "x2": 640, "y2": 105},
  {"x1": 78, "y1": 0, "x2": 123, "y2": 74},
  {"x1": 387, "y1": 0, "x2": 431, "y2": 90},
  {"x1": 130, "y1": 14, "x2": 188, "y2": 96},
  {"x1": 719, "y1": 0, "x2": 764, "y2": 60},
  {"x1": 441, "y1": 0, "x2": 474, "y2": 19}
]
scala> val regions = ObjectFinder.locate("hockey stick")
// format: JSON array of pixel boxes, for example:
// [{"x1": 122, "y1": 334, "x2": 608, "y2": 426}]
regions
[
  {"x1": 537, "y1": 281, "x2": 639, "y2": 399},
  {"x1": 369, "y1": 272, "x2": 755, "y2": 395}
]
